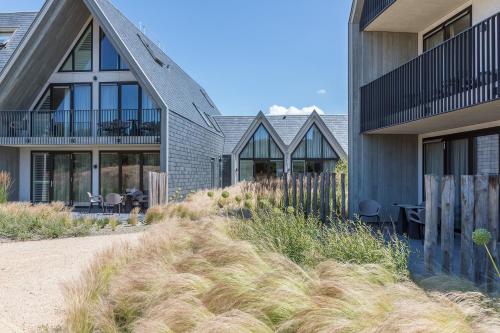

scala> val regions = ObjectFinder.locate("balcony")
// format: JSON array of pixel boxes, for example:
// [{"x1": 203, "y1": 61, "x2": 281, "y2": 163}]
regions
[
  {"x1": 0, "y1": 109, "x2": 161, "y2": 145},
  {"x1": 361, "y1": 13, "x2": 500, "y2": 133},
  {"x1": 360, "y1": 0, "x2": 396, "y2": 31},
  {"x1": 360, "y1": 0, "x2": 469, "y2": 32}
]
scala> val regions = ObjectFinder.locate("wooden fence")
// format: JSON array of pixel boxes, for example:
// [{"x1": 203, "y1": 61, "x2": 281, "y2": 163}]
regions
[
  {"x1": 148, "y1": 172, "x2": 168, "y2": 207},
  {"x1": 282, "y1": 172, "x2": 347, "y2": 223},
  {"x1": 424, "y1": 174, "x2": 499, "y2": 291}
]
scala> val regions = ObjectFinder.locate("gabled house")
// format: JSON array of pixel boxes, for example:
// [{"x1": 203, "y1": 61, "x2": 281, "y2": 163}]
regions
[
  {"x1": 349, "y1": 0, "x2": 500, "y2": 220},
  {"x1": 0, "y1": 0, "x2": 348, "y2": 205}
]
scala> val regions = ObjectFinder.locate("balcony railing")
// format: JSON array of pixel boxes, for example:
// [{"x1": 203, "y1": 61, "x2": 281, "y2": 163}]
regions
[
  {"x1": 0, "y1": 108, "x2": 161, "y2": 144},
  {"x1": 361, "y1": 13, "x2": 500, "y2": 132},
  {"x1": 359, "y1": 0, "x2": 396, "y2": 31}
]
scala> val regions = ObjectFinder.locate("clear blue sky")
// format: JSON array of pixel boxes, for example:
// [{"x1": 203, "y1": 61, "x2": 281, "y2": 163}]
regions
[{"x1": 2, "y1": 0, "x2": 350, "y2": 116}]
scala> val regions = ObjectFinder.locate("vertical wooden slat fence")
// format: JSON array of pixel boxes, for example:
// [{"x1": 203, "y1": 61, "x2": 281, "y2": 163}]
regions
[
  {"x1": 148, "y1": 171, "x2": 168, "y2": 207},
  {"x1": 424, "y1": 174, "x2": 500, "y2": 290},
  {"x1": 282, "y1": 172, "x2": 347, "y2": 223}
]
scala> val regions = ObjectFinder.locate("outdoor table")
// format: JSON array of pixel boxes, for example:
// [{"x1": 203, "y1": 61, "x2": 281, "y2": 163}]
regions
[{"x1": 393, "y1": 203, "x2": 423, "y2": 239}]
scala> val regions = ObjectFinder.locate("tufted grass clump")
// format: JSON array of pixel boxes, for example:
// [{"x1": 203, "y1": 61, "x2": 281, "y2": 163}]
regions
[
  {"x1": 64, "y1": 217, "x2": 500, "y2": 332},
  {"x1": 0, "y1": 202, "x2": 91, "y2": 240}
]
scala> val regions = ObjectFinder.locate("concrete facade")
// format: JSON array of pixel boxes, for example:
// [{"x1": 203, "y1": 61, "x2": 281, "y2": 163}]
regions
[{"x1": 349, "y1": 0, "x2": 500, "y2": 220}]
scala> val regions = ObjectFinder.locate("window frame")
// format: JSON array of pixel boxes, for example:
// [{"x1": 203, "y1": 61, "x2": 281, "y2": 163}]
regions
[
  {"x1": 238, "y1": 124, "x2": 284, "y2": 181},
  {"x1": 99, "y1": 151, "x2": 161, "y2": 195},
  {"x1": 423, "y1": 7, "x2": 472, "y2": 52},
  {"x1": 99, "y1": 28, "x2": 129, "y2": 72},
  {"x1": 59, "y1": 22, "x2": 93, "y2": 73},
  {"x1": 291, "y1": 124, "x2": 337, "y2": 174}
]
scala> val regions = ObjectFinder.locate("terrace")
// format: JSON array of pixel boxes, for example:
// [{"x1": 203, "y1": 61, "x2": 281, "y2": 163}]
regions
[{"x1": 0, "y1": 108, "x2": 161, "y2": 145}]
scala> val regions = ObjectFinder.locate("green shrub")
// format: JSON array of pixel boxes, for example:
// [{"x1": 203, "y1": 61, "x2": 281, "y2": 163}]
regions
[
  {"x1": 235, "y1": 195, "x2": 242, "y2": 203},
  {"x1": 221, "y1": 191, "x2": 230, "y2": 199},
  {"x1": 144, "y1": 206, "x2": 165, "y2": 225},
  {"x1": 0, "y1": 203, "x2": 91, "y2": 240},
  {"x1": 244, "y1": 200, "x2": 253, "y2": 210},
  {"x1": 232, "y1": 208, "x2": 409, "y2": 278},
  {"x1": 244, "y1": 192, "x2": 253, "y2": 200},
  {"x1": 207, "y1": 191, "x2": 214, "y2": 198}
]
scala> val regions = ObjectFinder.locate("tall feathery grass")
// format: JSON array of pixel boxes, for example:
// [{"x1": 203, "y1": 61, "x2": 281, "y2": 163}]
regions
[
  {"x1": 0, "y1": 202, "x2": 91, "y2": 240},
  {"x1": 64, "y1": 184, "x2": 500, "y2": 332},
  {"x1": 64, "y1": 216, "x2": 500, "y2": 332},
  {"x1": 0, "y1": 171, "x2": 13, "y2": 203}
]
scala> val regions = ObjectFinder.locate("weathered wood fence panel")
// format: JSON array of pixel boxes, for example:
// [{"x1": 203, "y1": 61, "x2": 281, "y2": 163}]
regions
[
  {"x1": 148, "y1": 171, "x2": 168, "y2": 207},
  {"x1": 282, "y1": 172, "x2": 347, "y2": 223},
  {"x1": 425, "y1": 174, "x2": 499, "y2": 290}
]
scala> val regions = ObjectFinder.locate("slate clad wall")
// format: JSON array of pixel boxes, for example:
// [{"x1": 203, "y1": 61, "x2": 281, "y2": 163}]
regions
[
  {"x1": 0, "y1": 146, "x2": 19, "y2": 200},
  {"x1": 168, "y1": 112, "x2": 224, "y2": 197}
]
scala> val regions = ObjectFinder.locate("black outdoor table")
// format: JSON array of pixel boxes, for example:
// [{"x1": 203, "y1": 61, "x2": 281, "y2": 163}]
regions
[{"x1": 393, "y1": 203, "x2": 423, "y2": 239}]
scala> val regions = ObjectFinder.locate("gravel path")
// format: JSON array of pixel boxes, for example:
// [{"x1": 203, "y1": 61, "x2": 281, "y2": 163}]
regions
[{"x1": 0, "y1": 233, "x2": 143, "y2": 332}]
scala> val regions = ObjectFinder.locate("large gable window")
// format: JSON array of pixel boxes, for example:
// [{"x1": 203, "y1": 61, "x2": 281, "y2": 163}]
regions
[
  {"x1": 239, "y1": 124, "x2": 284, "y2": 181},
  {"x1": 60, "y1": 23, "x2": 92, "y2": 72},
  {"x1": 100, "y1": 28, "x2": 129, "y2": 71},
  {"x1": 292, "y1": 124, "x2": 337, "y2": 174}
]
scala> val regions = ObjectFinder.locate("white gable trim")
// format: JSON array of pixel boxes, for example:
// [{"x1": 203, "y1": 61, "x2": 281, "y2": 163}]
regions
[{"x1": 288, "y1": 111, "x2": 347, "y2": 160}]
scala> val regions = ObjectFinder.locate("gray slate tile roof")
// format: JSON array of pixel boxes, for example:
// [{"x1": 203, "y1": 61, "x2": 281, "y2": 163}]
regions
[
  {"x1": 89, "y1": 0, "x2": 221, "y2": 131},
  {"x1": 214, "y1": 114, "x2": 348, "y2": 155},
  {"x1": 0, "y1": 12, "x2": 37, "y2": 74}
]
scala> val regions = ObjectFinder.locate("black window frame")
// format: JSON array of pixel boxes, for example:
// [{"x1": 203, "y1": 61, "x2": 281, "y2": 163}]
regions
[
  {"x1": 423, "y1": 7, "x2": 472, "y2": 52},
  {"x1": 238, "y1": 124, "x2": 284, "y2": 181},
  {"x1": 99, "y1": 151, "x2": 161, "y2": 195},
  {"x1": 59, "y1": 21, "x2": 93, "y2": 73},
  {"x1": 99, "y1": 28, "x2": 129, "y2": 71},
  {"x1": 291, "y1": 124, "x2": 337, "y2": 174}
]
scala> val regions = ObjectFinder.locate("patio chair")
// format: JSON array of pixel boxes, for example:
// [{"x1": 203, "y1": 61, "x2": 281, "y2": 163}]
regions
[
  {"x1": 358, "y1": 199, "x2": 382, "y2": 223},
  {"x1": 104, "y1": 193, "x2": 124, "y2": 214},
  {"x1": 87, "y1": 192, "x2": 104, "y2": 213},
  {"x1": 405, "y1": 207, "x2": 425, "y2": 243}
]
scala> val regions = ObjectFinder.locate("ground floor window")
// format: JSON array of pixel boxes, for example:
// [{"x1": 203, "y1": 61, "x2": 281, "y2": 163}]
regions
[
  {"x1": 32, "y1": 152, "x2": 92, "y2": 204},
  {"x1": 99, "y1": 151, "x2": 160, "y2": 198},
  {"x1": 292, "y1": 124, "x2": 337, "y2": 174},
  {"x1": 239, "y1": 124, "x2": 284, "y2": 181},
  {"x1": 423, "y1": 127, "x2": 500, "y2": 229}
]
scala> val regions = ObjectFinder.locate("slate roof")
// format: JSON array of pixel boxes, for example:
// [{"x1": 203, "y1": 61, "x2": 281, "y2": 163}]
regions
[
  {"x1": 0, "y1": 12, "x2": 37, "y2": 74},
  {"x1": 214, "y1": 114, "x2": 348, "y2": 155},
  {"x1": 87, "y1": 0, "x2": 221, "y2": 131}
]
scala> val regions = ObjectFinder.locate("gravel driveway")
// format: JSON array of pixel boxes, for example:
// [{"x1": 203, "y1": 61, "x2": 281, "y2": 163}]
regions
[{"x1": 0, "y1": 233, "x2": 142, "y2": 332}]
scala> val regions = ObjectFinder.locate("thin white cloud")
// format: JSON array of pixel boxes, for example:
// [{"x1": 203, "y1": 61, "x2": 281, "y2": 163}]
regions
[
  {"x1": 316, "y1": 89, "x2": 327, "y2": 95},
  {"x1": 268, "y1": 105, "x2": 325, "y2": 116}
]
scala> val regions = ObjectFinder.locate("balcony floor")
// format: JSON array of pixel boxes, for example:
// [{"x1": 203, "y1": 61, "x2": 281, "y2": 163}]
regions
[{"x1": 366, "y1": 99, "x2": 500, "y2": 135}]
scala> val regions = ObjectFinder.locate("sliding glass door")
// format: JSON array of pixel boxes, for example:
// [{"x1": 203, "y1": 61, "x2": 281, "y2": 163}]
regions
[
  {"x1": 31, "y1": 152, "x2": 92, "y2": 204},
  {"x1": 100, "y1": 152, "x2": 160, "y2": 197}
]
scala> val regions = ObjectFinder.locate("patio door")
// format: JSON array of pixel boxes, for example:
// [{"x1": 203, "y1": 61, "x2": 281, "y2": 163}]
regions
[{"x1": 32, "y1": 152, "x2": 92, "y2": 204}]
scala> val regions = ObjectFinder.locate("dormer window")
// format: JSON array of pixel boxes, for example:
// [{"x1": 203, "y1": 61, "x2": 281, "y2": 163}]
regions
[{"x1": 0, "y1": 30, "x2": 14, "y2": 49}]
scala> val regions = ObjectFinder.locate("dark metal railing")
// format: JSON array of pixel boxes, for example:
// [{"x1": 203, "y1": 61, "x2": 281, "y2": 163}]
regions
[
  {"x1": 361, "y1": 13, "x2": 500, "y2": 132},
  {"x1": 360, "y1": 0, "x2": 396, "y2": 31},
  {"x1": 0, "y1": 108, "x2": 161, "y2": 144}
]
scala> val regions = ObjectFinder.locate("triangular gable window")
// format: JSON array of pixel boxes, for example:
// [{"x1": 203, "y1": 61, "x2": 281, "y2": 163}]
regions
[
  {"x1": 60, "y1": 22, "x2": 92, "y2": 72},
  {"x1": 100, "y1": 28, "x2": 129, "y2": 71}
]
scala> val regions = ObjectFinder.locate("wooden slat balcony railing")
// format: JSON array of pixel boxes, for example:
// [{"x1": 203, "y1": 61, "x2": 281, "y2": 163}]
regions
[
  {"x1": 361, "y1": 13, "x2": 500, "y2": 133},
  {"x1": 0, "y1": 108, "x2": 161, "y2": 145},
  {"x1": 359, "y1": 0, "x2": 396, "y2": 31}
]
